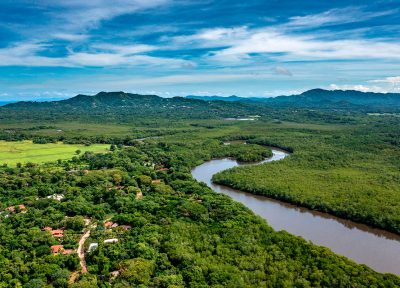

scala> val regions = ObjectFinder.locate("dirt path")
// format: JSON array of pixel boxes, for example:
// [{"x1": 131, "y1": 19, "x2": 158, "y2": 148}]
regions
[
  {"x1": 69, "y1": 227, "x2": 92, "y2": 284},
  {"x1": 68, "y1": 223, "x2": 97, "y2": 284},
  {"x1": 77, "y1": 228, "x2": 92, "y2": 273}
]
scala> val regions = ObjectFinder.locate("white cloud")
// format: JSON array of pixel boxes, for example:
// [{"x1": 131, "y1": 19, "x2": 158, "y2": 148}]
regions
[
  {"x1": 162, "y1": 7, "x2": 400, "y2": 66},
  {"x1": 91, "y1": 44, "x2": 157, "y2": 55},
  {"x1": 0, "y1": 42, "x2": 195, "y2": 68},
  {"x1": 52, "y1": 33, "x2": 88, "y2": 41},
  {"x1": 286, "y1": 7, "x2": 398, "y2": 29},
  {"x1": 329, "y1": 83, "x2": 400, "y2": 93},
  {"x1": 369, "y1": 76, "x2": 400, "y2": 85},
  {"x1": 7, "y1": 1, "x2": 172, "y2": 44},
  {"x1": 67, "y1": 52, "x2": 126, "y2": 67},
  {"x1": 0, "y1": 43, "x2": 66, "y2": 66},
  {"x1": 169, "y1": 27, "x2": 249, "y2": 48},
  {"x1": 162, "y1": 23, "x2": 400, "y2": 67},
  {"x1": 208, "y1": 28, "x2": 400, "y2": 62},
  {"x1": 44, "y1": 0, "x2": 171, "y2": 32}
]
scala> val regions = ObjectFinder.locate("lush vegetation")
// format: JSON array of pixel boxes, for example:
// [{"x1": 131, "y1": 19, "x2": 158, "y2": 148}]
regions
[
  {"x1": 0, "y1": 92, "x2": 399, "y2": 286},
  {"x1": 0, "y1": 138, "x2": 399, "y2": 287},
  {"x1": 0, "y1": 92, "x2": 273, "y2": 124},
  {"x1": 213, "y1": 119, "x2": 400, "y2": 234},
  {"x1": 0, "y1": 141, "x2": 109, "y2": 167}
]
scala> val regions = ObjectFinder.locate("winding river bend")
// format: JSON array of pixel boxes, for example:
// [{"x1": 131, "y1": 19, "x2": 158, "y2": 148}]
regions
[{"x1": 191, "y1": 149, "x2": 400, "y2": 275}]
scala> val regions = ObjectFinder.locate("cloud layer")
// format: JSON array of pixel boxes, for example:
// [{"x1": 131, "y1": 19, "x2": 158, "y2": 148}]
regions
[{"x1": 0, "y1": 1, "x2": 399, "y2": 98}]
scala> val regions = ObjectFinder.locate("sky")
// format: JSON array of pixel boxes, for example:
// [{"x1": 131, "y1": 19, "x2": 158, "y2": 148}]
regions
[{"x1": 0, "y1": 0, "x2": 400, "y2": 100}]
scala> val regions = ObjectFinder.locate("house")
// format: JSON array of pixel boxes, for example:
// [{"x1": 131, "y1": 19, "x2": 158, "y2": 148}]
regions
[
  {"x1": 88, "y1": 243, "x2": 98, "y2": 253},
  {"x1": 151, "y1": 180, "x2": 161, "y2": 184},
  {"x1": 62, "y1": 249, "x2": 75, "y2": 255},
  {"x1": 104, "y1": 221, "x2": 114, "y2": 229},
  {"x1": 104, "y1": 238, "x2": 118, "y2": 244},
  {"x1": 155, "y1": 164, "x2": 169, "y2": 172},
  {"x1": 111, "y1": 223, "x2": 119, "y2": 228},
  {"x1": 51, "y1": 245, "x2": 64, "y2": 254},
  {"x1": 51, "y1": 230, "x2": 64, "y2": 238},
  {"x1": 6, "y1": 204, "x2": 27, "y2": 213},
  {"x1": 47, "y1": 194, "x2": 64, "y2": 201},
  {"x1": 43, "y1": 227, "x2": 64, "y2": 238},
  {"x1": 120, "y1": 225, "x2": 132, "y2": 231}
]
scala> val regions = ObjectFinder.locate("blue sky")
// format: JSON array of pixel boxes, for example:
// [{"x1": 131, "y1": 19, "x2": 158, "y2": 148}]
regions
[{"x1": 0, "y1": 0, "x2": 400, "y2": 100}]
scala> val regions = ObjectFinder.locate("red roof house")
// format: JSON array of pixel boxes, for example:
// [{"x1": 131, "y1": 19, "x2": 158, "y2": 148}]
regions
[
  {"x1": 51, "y1": 245, "x2": 64, "y2": 254},
  {"x1": 62, "y1": 249, "x2": 75, "y2": 255},
  {"x1": 51, "y1": 230, "x2": 64, "y2": 238},
  {"x1": 6, "y1": 204, "x2": 27, "y2": 213}
]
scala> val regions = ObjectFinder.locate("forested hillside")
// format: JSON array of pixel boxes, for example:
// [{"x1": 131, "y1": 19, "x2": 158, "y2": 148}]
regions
[
  {"x1": 2, "y1": 90, "x2": 400, "y2": 126},
  {"x1": 0, "y1": 92, "x2": 271, "y2": 122},
  {"x1": 188, "y1": 89, "x2": 400, "y2": 110}
]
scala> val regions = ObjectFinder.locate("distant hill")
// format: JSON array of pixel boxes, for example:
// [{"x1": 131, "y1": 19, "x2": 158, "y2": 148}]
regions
[
  {"x1": 2, "y1": 89, "x2": 399, "y2": 124},
  {"x1": 187, "y1": 89, "x2": 400, "y2": 110},
  {"x1": 0, "y1": 91, "x2": 270, "y2": 122}
]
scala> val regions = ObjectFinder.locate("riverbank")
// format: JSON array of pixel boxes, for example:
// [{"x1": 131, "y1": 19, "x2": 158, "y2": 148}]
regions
[{"x1": 192, "y1": 149, "x2": 400, "y2": 275}]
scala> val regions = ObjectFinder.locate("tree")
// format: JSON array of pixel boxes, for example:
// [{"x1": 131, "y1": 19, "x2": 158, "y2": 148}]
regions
[
  {"x1": 65, "y1": 216, "x2": 85, "y2": 231},
  {"x1": 120, "y1": 258, "x2": 155, "y2": 285}
]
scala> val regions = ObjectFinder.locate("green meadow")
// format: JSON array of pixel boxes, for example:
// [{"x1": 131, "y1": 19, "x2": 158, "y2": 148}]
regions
[{"x1": 0, "y1": 140, "x2": 109, "y2": 166}]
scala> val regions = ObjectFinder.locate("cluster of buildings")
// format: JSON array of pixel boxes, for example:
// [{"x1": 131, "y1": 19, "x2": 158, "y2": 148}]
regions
[
  {"x1": 87, "y1": 221, "x2": 131, "y2": 253},
  {"x1": 104, "y1": 221, "x2": 131, "y2": 231},
  {"x1": 42, "y1": 226, "x2": 76, "y2": 255}
]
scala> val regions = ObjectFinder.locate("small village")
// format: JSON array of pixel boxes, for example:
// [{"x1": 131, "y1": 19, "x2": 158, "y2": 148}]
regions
[{"x1": 0, "y1": 159, "x2": 168, "y2": 284}]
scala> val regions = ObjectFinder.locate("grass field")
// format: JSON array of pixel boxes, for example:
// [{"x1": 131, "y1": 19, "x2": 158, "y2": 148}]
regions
[{"x1": 0, "y1": 140, "x2": 109, "y2": 166}]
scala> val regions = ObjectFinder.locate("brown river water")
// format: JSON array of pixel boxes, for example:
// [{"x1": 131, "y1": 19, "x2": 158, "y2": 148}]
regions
[{"x1": 191, "y1": 149, "x2": 400, "y2": 275}]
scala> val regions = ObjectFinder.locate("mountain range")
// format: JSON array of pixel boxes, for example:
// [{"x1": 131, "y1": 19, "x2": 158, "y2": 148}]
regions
[
  {"x1": 187, "y1": 89, "x2": 400, "y2": 109},
  {"x1": 1, "y1": 89, "x2": 399, "y2": 123},
  {"x1": 0, "y1": 92, "x2": 268, "y2": 122}
]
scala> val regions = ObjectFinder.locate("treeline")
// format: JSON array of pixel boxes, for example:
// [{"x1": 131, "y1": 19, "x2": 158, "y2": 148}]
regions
[{"x1": 0, "y1": 91, "x2": 389, "y2": 128}]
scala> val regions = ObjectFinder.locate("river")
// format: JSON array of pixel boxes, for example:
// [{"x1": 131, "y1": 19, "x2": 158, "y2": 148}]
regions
[{"x1": 191, "y1": 149, "x2": 400, "y2": 275}]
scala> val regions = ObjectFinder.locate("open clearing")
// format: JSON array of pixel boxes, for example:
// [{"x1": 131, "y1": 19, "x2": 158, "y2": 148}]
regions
[{"x1": 0, "y1": 140, "x2": 109, "y2": 166}]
